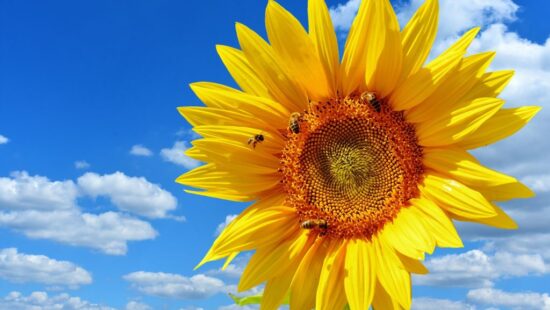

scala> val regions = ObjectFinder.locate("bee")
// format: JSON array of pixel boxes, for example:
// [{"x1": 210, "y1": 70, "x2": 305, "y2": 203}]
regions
[
  {"x1": 288, "y1": 112, "x2": 301, "y2": 134},
  {"x1": 361, "y1": 91, "x2": 381, "y2": 112},
  {"x1": 300, "y1": 219, "x2": 328, "y2": 235},
  {"x1": 247, "y1": 133, "x2": 264, "y2": 148}
]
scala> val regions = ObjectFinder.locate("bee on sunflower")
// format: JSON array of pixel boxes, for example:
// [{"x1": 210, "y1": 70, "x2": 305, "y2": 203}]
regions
[{"x1": 176, "y1": 0, "x2": 540, "y2": 309}]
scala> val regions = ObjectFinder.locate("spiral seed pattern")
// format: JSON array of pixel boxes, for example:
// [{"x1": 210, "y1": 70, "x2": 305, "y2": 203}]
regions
[{"x1": 281, "y1": 95, "x2": 424, "y2": 239}]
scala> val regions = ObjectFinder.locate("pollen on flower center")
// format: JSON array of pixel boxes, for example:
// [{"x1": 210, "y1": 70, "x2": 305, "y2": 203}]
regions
[{"x1": 281, "y1": 95, "x2": 424, "y2": 239}]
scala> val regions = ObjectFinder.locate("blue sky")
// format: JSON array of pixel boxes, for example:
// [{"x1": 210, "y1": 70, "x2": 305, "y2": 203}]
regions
[{"x1": 1, "y1": 0, "x2": 550, "y2": 309}]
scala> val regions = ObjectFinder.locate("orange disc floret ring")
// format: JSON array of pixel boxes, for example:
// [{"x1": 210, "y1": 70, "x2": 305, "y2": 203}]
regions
[{"x1": 280, "y1": 94, "x2": 424, "y2": 239}]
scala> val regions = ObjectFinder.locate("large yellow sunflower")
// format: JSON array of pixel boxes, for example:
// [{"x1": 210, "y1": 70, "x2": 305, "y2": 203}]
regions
[{"x1": 177, "y1": 0, "x2": 540, "y2": 309}]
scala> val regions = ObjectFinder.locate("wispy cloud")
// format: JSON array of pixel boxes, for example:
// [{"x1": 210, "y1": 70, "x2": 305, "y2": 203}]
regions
[
  {"x1": 206, "y1": 253, "x2": 251, "y2": 280},
  {"x1": 0, "y1": 171, "x2": 164, "y2": 255},
  {"x1": 396, "y1": 0, "x2": 518, "y2": 36},
  {"x1": 160, "y1": 141, "x2": 201, "y2": 169},
  {"x1": 130, "y1": 144, "x2": 153, "y2": 157},
  {"x1": 125, "y1": 301, "x2": 153, "y2": 310},
  {"x1": 415, "y1": 250, "x2": 547, "y2": 288},
  {"x1": 467, "y1": 288, "x2": 550, "y2": 310},
  {"x1": 0, "y1": 135, "x2": 8, "y2": 145},
  {"x1": 74, "y1": 160, "x2": 91, "y2": 170},
  {"x1": 328, "y1": 0, "x2": 359, "y2": 32},
  {"x1": 0, "y1": 291, "x2": 114, "y2": 310},
  {"x1": 215, "y1": 214, "x2": 238, "y2": 236},
  {"x1": 123, "y1": 271, "x2": 232, "y2": 300},
  {"x1": 0, "y1": 248, "x2": 92, "y2": 289},
  {"x1": 412, "y1": 297, "x2": 475, "y2": 310},
  {"x1": 78, "y1": 171, "x2": 178, "y2": 219}
]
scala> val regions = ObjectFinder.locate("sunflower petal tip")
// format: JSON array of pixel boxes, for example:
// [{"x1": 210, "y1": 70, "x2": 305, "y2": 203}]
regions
[
  {"x1": 194, "y1": 258, "x2": 209, "y2": 270},
  {"x1": 532, "y1": 105, "x2": 543, "y2": 115}
]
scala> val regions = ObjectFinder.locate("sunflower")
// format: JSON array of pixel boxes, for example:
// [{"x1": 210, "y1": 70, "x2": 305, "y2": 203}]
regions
[{"x1": 177, "y1": 0, "x2": 540, "y2": 309}]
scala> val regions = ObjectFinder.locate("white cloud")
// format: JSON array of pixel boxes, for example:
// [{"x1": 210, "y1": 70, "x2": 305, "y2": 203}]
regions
[
  {"x1": 0, "y1": 171, "x2": 159, "y2": 255},
  {"x1": 130, "y1": 145, "x2": 153, "y2": 157},
  {"x1": 215, "y1": 214, "x2": 237, "y2": 236},
  {"x1": 0, "y1": 291, "x2": 114, "y2": 310},
  {"x1": 0, "y1": 171, "x2": 78, "y2": 210},
  {"x1": 415, "y1": 250, "x2": 547, "y2": 288},
  {"x1": 328, "y1": 0, "x2": 359, "y2": 32},
  {"x1": 77, "y1": 172, "x2": 177, "y2": 219},
  {"x1": 522, "y1": 174, "x2": 550, "y2": 193},
  {"x1": 217, "y1": 305, "x2": 258, "y2": 310},
  {"x1": 0, "y1": 210, "x2": 157, "y2": 256},
  {"x1": 125, "y1": 301, "x2": 152, "y2": 310},
  {"x1": 160, "y1": 141, "x2": 201, "y2": 169},
  {"x1": 207, "y1": 263, "x2": 244, "y2": 280},
  {"x1": 329, "y1": 0, "x2": 517, "y2": 36},
  {"x1": 412, "y1": 297, "x2": 476, "y2": 310},
  {"x1": 123, "y1": 271, "x2": 231, "y2": 300},
  {"x1": 74, "y1": 161, "x2": 91, "y2": 170},
  {"x1": 482, "y1": 233, "x2": 550, "y2": 261},
  {"x1": 0, "y1": 135, "x2": 8, "y2": 145},
  {"x1": 179, "y1": 307, "x2": 205, "y2": 310},
  {"x1": 467, "y1": 288, "x2": 550, "y2": 310},
  {"x1": 0, "y1": 248, "x2": 91, "y2": 289},
  {"x1": 397, "y1": 0, "x2": 518, "y2": 37},
  {"x1": 206, "y1": 253, "x2": 251, "y2": 280},
  {"x1": 176, "y1": 128, "x2": 200, "y2": 139}
]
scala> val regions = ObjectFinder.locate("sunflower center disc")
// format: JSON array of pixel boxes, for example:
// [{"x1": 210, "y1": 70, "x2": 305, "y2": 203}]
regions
[{"x1": 281, "y1": 96, "x2": 424, "y2": 239}]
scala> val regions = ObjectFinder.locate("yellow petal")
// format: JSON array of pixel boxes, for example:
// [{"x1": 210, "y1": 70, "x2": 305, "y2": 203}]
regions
[
  {"x1": 462, "y1": 70, "x2": 514, "y2": 100},
  {"x1": 236, "y1": 23, "x2": 308, "y2": 111},
  {"x1": 177, "y1": 161, "x2": 280, "y2": 198},
  {"x1": 196, "y1": 205, "x2": 297, "y2": 267},
  {"x1": 308, "y1": 0, "x2": 340, "y2": 97},
  {"x1": 430, "y1": 154, "x2": 533, "y2": 200},
  {"x1": 366, "y1": 0, "x2": 403, "y2": 98},
  {"x1": 478, "y1": 181, "x2": 535, "y2": 202},
  {"x1": 424, "y1": 147, "x2": 517, "y2": 187},
  {"x1": 438, "y1": 27, "x2": 480, "y2": 58},
  {"x1": 400, "y1": 0, "x2": 439, "y2": 79},
  {"x1": 184, "y1": 188, "x2": 251, "y2": 202},
  {"x1": 216, "y1": 45, "x2": 270, "y2": 98},
  {"x1": 372, "y1": 280, "x2": 403, "y2": 310},
  {"x1": 290, "y1": 239, "x2": 327, "y2": 310},
  {"x1": 339, "y1": 0, "x2": 376, "y2": 95},
  {"x1": 191, "y1": 138, "x2": 280, "y2": 168},
  {"x1": 380, "y1": 224, "x2": 425, "y2": 260},
  {"x1": 387, "y1": 207, "x2": 435, "y2": 254},
  {"x1": 177, "y1": 164, "x2": 251, "y2": 201},
  {"x1": 179, "y1": 106, "x2": 255, "y2": 128},
  {"x1": 416, "y1": 97, "x2": 504, "y2": 146},
  {"x1": 391, "y1": 50, "x2": 462, "y2": 111},
  {"x1": 222, "y1": 252, "x2": 239, "y2": 270},
  {"x1": 184, "y1": 145, "x2": 206, "y2": 160},
  {"x1": 238, "y1": 230, "x2": 311, "y2": 291},
  {"x1": 189, "y1": 82, "x2": 289, "y2": 128},
  {"x1": 344, "y1": 239, "x2": 375, "y2": 310},
  {"x1": 452, "y1": 203, "x2": 518, "y2": 229},
  {"x1": 410, "y1": 198, "x2": 463, "y2": 248},
  {"x1": 392, "y1": 25, "x2": 480, "y2": 111},
  {"x1": 421, "y1": 174, "x2": 498, "y2": 219},
  {"x1": 265, "y1": 1, "x2": 331, "y2": 101},
  {"x1": 397, "y1": 252, "x2": 429, "y2": 275},
  {"x1": 193, "y1": 125, "x2": 284, "y2": 153},
  {"x1": 316, "y1": 241, "x2": 348, "y2": 310},
  {"x1": 374, "y1": 237, "x2": 412, "y2": 309},
  {"x1": 261, "y1": 267, "x2": 294, "y2": 310},
  {"x1": 456, "y1": 106, "x2": 541, "y2": 149},
  {"x1": 406, "y1": 51, "x2": 495, "y2": 123}
]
